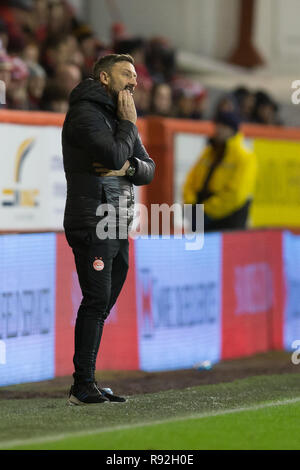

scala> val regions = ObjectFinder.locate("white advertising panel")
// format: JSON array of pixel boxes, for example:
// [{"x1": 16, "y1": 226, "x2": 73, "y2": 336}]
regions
[
  {"x1": 0, "y1": 233, "x2": 56, "y2": 386},
  {"x1": 135, "y1": 234, "x2": 222, "y2": 371},
  {"x1": 283, "y1": 231, "x2": 300, "y2": 351},
  {"x1": 0, "y1": 124, "x2": 66, "y2": 231}
]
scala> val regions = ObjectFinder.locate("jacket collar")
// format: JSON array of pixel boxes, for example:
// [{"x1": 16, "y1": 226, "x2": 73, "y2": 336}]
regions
[{"x1": 69, "y1": 78, "x2": 117, "y2": 114}]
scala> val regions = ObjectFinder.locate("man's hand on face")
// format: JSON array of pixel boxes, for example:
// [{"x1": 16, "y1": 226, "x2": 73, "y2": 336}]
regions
[
  {"x1": 117, "y1": 89, "x2": 137, "y2": 125},
  {"x1": 93, "y1": 160, "x2": 130, "y2": 177}
]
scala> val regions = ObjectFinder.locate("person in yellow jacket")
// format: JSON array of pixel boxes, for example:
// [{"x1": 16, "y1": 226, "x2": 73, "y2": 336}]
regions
[{"x1": 183, "y1": 111, "x2": 257, "y2": 232}]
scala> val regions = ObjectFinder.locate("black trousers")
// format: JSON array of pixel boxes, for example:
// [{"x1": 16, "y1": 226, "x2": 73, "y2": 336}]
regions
[{"x1": 65, "y1": 228, "x2": 129, "y2": 384}]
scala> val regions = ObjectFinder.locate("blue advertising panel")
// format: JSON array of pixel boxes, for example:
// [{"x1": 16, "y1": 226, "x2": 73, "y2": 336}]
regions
[
  {"x1": 0, "y1": 233, "x2": 56, "y2": 386},
  {"x1": 135, "y1": 234, "x2": 222, "y2": 371},
  {"x1": 283, "y1": 231, "x2": 300, "y2": 351}
]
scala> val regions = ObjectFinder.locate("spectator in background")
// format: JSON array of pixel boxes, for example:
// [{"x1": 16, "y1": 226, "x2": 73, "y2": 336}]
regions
[
  {"x1": 174, "y1": 89, "x2": 197, "y2": 119},
  {"x1": 0, "y1": 44, "x2": 12, "y2": 94},
  {"x1": 233, "y1": 86, "x2": 255, "y2": 123},
  {"x1": 0, "y1": 20, "x2": 9, "y2": 51},
  {"x1": 46, "y1": 0, "x2": 72, "y2": 39},
  {"x1": 115, "y1": 37, "x2": 145, "y2": 61},
  {"x1": 214, "y1": 93, "x2": 238, "y2": 118},
  {"x1": 195, "y1": 91, "x2": 209, "y2": 120},
  {"x1": 54, "y1": 63, "x2": 82, "y2": 97},
  {"x1": 65, "y1": 34, "x2": 84, "y2": 69},
  {"x1": 183, "y1": 111, "x2": 257, "y2": 232},
  {"x1": 0, "y1": 0, "x2": 33, "y2": 53},
  {"x1": 146, "y1": 37, "x2": 176, "y2": 83},
  {"x1": 0, "y1": 2, "x2": 179, "y2": 114},
  {"x1": 134, "y1": 76, "x2": 152, "y2": 117},
  {"x1": 26, "y1": 60, "x2": 46, "y2": 109},
  {"x1": 252, "y1": 90, "x2": 281, "y2": 126},
  {"x1": 173, "y1": 78, "x2": 208, "y2": 120},
  {"x1": 110, "y1": 22, "x2": 129, "y2": 50},
  {"x1": 6, "y1": 56, "x2": 29, "y2": 109},
  {"x1": 22, "y1": 39, "x2": 40, "y2": 63},
  {"x1": 32, "y1": 0, "x2": 48, "y2": 36},
  {"x1": 40, "y1": 81, "x2": 69, "y2": 112},
  {"x1": 149, "y1": 82, "x2": 173, "y2": 117},
  {"x1": 74, "y1": 24, "x2": 106, "y2": 78},
  {"x1": 0, "y1": 1, "x2": 283, "y2": 126},
  {"x1": 41, "y1": 34, "x2": 71, "y2": 76}
]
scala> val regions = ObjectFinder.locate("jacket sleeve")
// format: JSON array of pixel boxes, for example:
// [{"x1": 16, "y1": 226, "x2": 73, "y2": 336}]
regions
[
  {"x1": 182, "y1": 164, "x2": 200, "y2": 205},
  {"x1": 65, "y1": 103, "x2": 138, "y2": 170},
  {"x1": 127, "y1": 134, "x2": 156, "y2": 186},
  {"x1": 182, "y1": 149, "x2": 209, "y2": 204}
]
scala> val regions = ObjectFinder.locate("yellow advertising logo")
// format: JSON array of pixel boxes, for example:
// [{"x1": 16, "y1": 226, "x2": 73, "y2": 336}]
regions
[{"x1": 2, "y1": 138, "x2": 40, "y2": 207}]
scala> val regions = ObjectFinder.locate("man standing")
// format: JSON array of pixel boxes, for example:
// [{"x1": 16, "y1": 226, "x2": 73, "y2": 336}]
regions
[
  {"x1": 62, "y1": 54, "x2": 155, "y2": 405},
  {"x1": 183, "y1": 111, "x2": 257, "y2": 232}
]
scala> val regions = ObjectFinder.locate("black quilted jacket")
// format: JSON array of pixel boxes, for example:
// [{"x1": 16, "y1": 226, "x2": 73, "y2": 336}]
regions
[{"x1": 62, "y1": 78, "x2": 155, "y2": 232}]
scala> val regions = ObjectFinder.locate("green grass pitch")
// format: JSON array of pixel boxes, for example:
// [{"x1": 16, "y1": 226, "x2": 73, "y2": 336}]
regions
[{"x1": 1, "y1": 373, "x2": 300, "y2": 450}]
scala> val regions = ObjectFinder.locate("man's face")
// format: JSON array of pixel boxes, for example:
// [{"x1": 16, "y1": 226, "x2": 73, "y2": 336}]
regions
[
  {"x1": 100, "y1": 61, "x2": 138, "y2": 101},
  {"x1": 153, "y1": 84, "x2": 172, "y2": 115}
]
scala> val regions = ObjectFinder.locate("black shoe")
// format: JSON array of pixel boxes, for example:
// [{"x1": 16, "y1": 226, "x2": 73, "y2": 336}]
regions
[
  {"x1": 67, "y1": 382, "x2": 109, "y2": 406},
  {"x1": 98, "y1": 386, "x2": 127, "y2": 403}
]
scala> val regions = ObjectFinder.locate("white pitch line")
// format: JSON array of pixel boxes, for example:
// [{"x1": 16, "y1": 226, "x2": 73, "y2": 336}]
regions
[{"x1": 1, "y1": 396, "x2": 300, "y2": 449}]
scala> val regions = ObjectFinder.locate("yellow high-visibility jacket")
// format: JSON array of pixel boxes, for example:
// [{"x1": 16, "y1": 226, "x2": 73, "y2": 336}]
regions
[{"x1": 182, "y1": 133, "x2": 257, "y2": 219}]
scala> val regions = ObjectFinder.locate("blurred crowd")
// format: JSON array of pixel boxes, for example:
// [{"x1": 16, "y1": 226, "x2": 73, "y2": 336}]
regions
[
  {"x1": 213, "y1": 87, "x2": 282, "y2": 126},
  {"x1": 0, "y1": 0, "x2": 282, "y2": 125}
]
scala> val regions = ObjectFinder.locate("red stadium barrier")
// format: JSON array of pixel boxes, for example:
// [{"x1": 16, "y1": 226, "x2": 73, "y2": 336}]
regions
[
  {"x1": 97, "y1": 237, "x2": 139, "y2": 371},
  {"x1": 221, "y1": 229, "x2": 284, "y2": 359},
  {"x1": 55, "y1": 234, "x2": 139, "y2": 376}
]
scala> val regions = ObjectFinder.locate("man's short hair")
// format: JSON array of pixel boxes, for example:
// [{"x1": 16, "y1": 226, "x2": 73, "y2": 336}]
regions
[{"x1": 92, "y1": 54, "x2": 134, "y2": 81}]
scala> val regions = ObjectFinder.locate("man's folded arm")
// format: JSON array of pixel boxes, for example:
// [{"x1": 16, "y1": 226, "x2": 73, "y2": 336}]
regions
[
  {"x1": 127, "y1": 135, "x2": 155, "y2": 185},
  {"x1": 66, "y1": 105, "x2": 138, "y2": 170}
]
